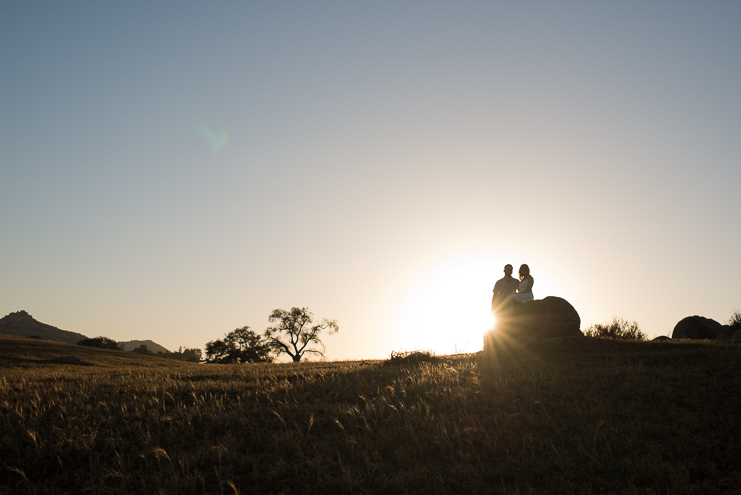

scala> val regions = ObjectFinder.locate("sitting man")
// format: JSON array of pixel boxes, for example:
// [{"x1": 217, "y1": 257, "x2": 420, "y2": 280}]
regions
[{"x1": 491, "y1": 264, "x2": 519, "y2": 315}]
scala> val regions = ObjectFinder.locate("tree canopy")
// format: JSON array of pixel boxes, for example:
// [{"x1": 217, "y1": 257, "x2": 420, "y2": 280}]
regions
[
  {"x1": 77, "y1": 336, "x2": 122, "y2": 350},
  {"x1": 264, "y1": 307, "x2": 338, "y2": 362},
  {"x1": 132, "y1": 344, "x2": 151, "y2": 355},
  {"x1": 205, "y1": 326, "x2": 273, "y2": 364}
]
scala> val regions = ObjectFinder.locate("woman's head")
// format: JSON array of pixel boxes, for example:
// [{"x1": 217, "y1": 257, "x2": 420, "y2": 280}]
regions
[{"x1": 518, "y1": 264, "x2": 530, "y2": 279}]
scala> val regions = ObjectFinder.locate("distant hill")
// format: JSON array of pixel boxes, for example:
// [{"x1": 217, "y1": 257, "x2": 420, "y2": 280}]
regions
[
  {"x1": 0, "y1": 310, "x2": 89, "y2": 345},
  {"x1": 0, "y1": 333, "x2": 193, "y2": 369},
  {"x1": 0, "y1": 311, "x2": 172, "y2": 354},
  {"x1": 119, "y1": 340, "x2": 170, "y2": 354}
]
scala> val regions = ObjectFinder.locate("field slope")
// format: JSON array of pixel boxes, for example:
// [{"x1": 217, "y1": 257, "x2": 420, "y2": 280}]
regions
[{"x1": 1, "y1": 334, "x2": 739, "y2": 494}]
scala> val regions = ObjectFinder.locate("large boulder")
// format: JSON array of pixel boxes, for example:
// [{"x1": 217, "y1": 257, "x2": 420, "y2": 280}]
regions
[
  {"x1": 499, "y1": 296, "x2": 582, "y2": 338},
  {"x1": 671, "y1": 316, "x2": 723, "y2": 340}
]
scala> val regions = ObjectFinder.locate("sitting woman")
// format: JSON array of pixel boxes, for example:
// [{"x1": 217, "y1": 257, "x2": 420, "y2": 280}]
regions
[{"x1": 512, "y1": 264, "x2": 534, "y2": 304}]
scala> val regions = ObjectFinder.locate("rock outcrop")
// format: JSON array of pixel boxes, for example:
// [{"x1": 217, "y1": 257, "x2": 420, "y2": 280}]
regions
[
  {"x1": 498, "y1": 296, "x2": 582, "y2": 338},
  {"x1": 483, "y1": 297, "x2": 582, "y2": 355},
  {"x1": 671, "y1": 316, "x2": 724, "y2": 340}
]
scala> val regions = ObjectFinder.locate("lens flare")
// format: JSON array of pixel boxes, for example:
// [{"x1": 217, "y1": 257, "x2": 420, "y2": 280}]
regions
[{"x1": 198, "y1": 125, "x2": 229, "y2": 153}]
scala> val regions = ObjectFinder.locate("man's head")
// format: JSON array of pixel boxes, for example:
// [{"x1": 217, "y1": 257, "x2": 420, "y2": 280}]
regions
[{"x1": 504, "y1": 264, "x2": 513, "y2": 277}]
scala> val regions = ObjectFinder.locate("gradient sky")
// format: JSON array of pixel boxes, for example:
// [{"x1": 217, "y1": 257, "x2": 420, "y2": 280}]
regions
[{"x1": 2, "y1": 1, "x2": 739, "y2": 360}]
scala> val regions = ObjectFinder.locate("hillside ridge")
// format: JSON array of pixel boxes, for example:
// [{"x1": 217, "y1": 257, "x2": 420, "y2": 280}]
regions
[
  {"x1": 0, "y1": 311, "x2": 170, "y2": 353},
  {"x1": 0, "y1": 333, "x2": 191, "y2": 369},
  {"x1": 0, "y1": 310, "x2": 89, "y2": 345}
]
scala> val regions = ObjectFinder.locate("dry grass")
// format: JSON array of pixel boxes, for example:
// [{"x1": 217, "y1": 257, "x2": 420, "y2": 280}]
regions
[{"x1": 1, "y1": 333, "x2": 740, "y2": 494}]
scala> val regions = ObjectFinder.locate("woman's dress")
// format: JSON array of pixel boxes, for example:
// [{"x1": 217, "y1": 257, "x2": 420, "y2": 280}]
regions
[{"x1": 512, "y1": 278, "x2": 534, "y2": 303}]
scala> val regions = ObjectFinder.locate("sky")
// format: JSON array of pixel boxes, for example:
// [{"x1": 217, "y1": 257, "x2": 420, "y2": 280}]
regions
[{"x1": 1, "y1": 1, "x2": 739, "y2": 361}]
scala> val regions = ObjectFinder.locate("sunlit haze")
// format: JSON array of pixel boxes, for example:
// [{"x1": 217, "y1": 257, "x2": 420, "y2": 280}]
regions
[{"x1": 1, "y1": 2, "x2": 739, "y2": 360}]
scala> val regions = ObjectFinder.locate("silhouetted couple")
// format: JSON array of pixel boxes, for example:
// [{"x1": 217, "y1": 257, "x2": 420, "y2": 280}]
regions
[{"x1": 491, "y1": 264, "x2": 534, "y2": 316}]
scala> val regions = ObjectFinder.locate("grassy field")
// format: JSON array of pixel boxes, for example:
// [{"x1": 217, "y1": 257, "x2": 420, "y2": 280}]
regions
[{"x1": 1, "y1": 333, "x2": 740, "y2": 494}]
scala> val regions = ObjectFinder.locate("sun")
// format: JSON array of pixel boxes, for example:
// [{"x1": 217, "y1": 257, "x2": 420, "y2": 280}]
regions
[{"x1": 394, "y1": 256, "x2": 496, "y2": 355}]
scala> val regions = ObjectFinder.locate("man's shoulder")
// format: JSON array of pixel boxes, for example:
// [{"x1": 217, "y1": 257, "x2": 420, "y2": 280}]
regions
[{"x1": 495, "y1": 276, "x2": 518, "y2": 289}]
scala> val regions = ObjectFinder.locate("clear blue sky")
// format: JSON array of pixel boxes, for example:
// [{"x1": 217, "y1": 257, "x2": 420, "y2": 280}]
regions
[{"x1": 2, "y1": 1, "x2": 739, "y2": 359}]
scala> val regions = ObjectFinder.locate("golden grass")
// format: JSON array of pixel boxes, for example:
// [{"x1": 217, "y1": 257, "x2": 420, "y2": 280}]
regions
[{"x1": 1, "y1": 334, "x2": 739, "y2": 494}]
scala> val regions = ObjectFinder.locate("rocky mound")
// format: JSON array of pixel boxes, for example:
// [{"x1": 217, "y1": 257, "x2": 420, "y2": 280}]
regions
[
  {"x1": 672, "y1": 316, "x2": 723, "y2": 340},
  {"x1": 484, "y1": 296, "x2": 583, "y2": 354},
  {"x1": 671, "y1": 315, "x2": 737, "y2": 340},
  {"x1": 502, "y1": 296, "x2": 583, "y2": 338}
]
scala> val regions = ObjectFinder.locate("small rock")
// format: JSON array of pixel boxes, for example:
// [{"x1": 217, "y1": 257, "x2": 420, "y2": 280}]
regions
[
  {"x1": 731, "y1": 329, "x2": 741, "y2": 341},
  {"x1": 716, "y1": 334, "x2": 730, "y2": 342},
  {"x1": 652, "y1": 336, "x2": 671, "y2": 341}
]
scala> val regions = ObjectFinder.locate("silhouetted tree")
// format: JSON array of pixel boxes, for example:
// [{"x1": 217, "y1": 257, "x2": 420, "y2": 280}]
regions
[
  {"x1": 205, "y1": 326, "x2": 273, "y2": 364},
  {"x1": 132, "y1": 344, "x2": 151, "y2": 355},
  {"x1": 264, "y1": 307, "x2": 338, "y2": 362},
  {"x1": 180, "y1": 347, "x2": 202, "y2": 362},
  {"x1": 204, "y1": 339, "x2": 229, "y2": 362},
  {"x1": 727, "y1": 310, "x2": 741, "y2": 332},
  {"x1": 77, "y1": 336, "x2": 122, "y2": 350}
]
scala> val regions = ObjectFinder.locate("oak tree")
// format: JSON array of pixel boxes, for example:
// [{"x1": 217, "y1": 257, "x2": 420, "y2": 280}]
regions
[
  {"x1": 205, "y1": 326, "x2": 273, "y2": 364},
  {"x1": 264, "y1": 307, "x2": 338, "y2": 362},
  {"x1": 77, "y1": 336, "x2": 122, "y2": 350}
]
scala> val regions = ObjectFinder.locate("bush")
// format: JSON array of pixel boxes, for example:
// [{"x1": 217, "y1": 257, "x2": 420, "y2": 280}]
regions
[
  {"x1": 77, "y1": 336, "x2": 122, "y2": 350},
  {"x1": 727, "y1": 310, "x2": 741, "y2": 332},
  {"x1": 584, "y1": 317, "x2": 646, "y2": 341},
  {"x1": 385, "y1": 350, "x2": 440, "y2": 366}
]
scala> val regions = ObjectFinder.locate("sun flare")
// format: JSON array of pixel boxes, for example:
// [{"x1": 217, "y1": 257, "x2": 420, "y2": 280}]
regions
[{"x1": 394, "y1": 256, "x2": 496, "y2": 355}]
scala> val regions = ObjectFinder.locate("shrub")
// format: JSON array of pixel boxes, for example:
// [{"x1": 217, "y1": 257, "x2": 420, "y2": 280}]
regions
[
  {"x1": 584, "y1": 317, "x2": 646, "y2": 341},
  {"x1": 385, "y1": 350, "x2": 440, "y2": 366},
  {"x1": 77, "y1": 336, "x2": 122, "y2": 350},
  {"x1": 727, "y1": 310, "x2": 741, "y2": 332}
]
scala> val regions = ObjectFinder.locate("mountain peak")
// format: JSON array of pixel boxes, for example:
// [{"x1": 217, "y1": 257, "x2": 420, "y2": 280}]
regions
[{"x1": 5, "y1": 310, "x2": 32, "y2": 322}]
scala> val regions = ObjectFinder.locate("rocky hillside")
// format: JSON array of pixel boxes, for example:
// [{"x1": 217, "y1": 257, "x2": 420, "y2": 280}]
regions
[{"x1": 0, "y1": 310, "x2": 89, "y2": 345}]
